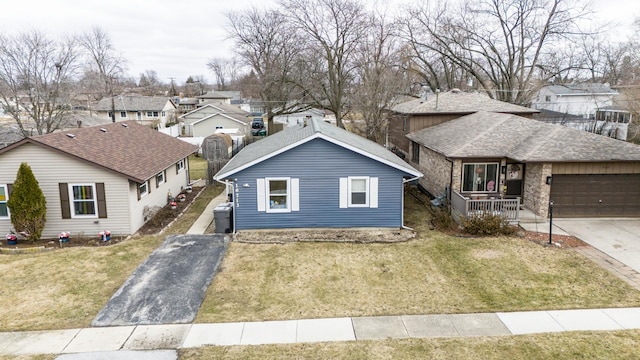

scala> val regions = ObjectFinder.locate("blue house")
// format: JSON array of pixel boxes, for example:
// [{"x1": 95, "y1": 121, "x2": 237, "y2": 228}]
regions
[{"x1": 213, "y1": 119, "x2": 422, "y2": 230}]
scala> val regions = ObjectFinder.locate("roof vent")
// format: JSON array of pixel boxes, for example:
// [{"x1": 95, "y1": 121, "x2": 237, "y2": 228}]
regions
[
  {"x1": 451, "y1": 88, "x2": 461, "y2": 93},
  {"x1": 121, "y1": 123, "x2": 128, "y2": 128},
  {"x1": 66, "y1": 133, "x2": 75, "y2": 138},
  {"x1": 99, "y1": 128, "x2": 107, "y2": 133}
]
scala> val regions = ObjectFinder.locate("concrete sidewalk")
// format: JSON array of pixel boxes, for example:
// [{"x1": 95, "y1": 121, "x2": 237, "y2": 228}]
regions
[
  {"x1": 186, "y1": 192, "x2": 229, "y2": 235},
  {"x1": 3, "y1": 307, "x2": 640, "y2": 356}
]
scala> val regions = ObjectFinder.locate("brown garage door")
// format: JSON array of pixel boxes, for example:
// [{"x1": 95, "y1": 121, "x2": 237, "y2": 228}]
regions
[{"x1": 550, "y1": 174, "x2": 640, "y2": 217}]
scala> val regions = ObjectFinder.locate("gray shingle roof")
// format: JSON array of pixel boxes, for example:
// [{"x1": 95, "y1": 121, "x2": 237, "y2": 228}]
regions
[
  {"x1": 407, "y1": 111, "x2": 640, "y2": 162},
  {"x1": 94, "y1": 96, "x2": 174, "y2": 111},
  {"x1": 181, "y1": 103, "x2": 251, "y2": 125},
  {"x1": 391, "y1": 90, "x2": 538, "y2": 115},
  {"x1": 215, "y1": 119, "x2": 422, "y2": 179},
  {"x1": 543, "y1": 83, "x2": 618, "y2": 96},
  {"x1": 1, "y1": 121, "x2": 197, "y2": 182}
]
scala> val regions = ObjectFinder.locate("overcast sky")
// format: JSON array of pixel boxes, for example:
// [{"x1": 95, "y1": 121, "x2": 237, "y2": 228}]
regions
[{"x1": 1, "y1": 0, "x2": 639, "y2": 85}]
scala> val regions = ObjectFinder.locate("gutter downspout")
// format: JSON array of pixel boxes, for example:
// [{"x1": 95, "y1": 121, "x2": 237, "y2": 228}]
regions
[{"x1": 402, "y1": 175, "x2": 422, "y2": 231}]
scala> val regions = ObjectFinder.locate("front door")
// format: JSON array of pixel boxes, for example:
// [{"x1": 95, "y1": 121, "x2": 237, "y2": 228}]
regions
[{"x1": 505, "y1": 163, "x2": 524, "y2": 202}]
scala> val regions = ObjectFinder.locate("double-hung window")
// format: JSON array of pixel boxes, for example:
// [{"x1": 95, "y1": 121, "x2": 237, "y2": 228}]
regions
[
  {"x1": 340, "y1": 176, "x2": 378, "y2": 208},
  {"x1": 120, "y1": 111, "x2": 127, "y2": 118},
  {"x1": 156, "y1": 171, "x2": 165, "y2": 187},
  {"x1": 70, "y1": 184, "x2": 97, "y2": 217},
  {"x1": 462, "y1": 163, "x2": 499, "y2": 192},
  {"x1": 0, "y1": 184, "x2": 9, "y2": 218},
  {"x1": 349, "y1": 177, "x2": 369, "y2": 207},
  {"x1": 139, "y1": 181, "x2": 149, "y2": 198},
  {"x1": 176, "y1": 159, "x2": 185, "y2": 172},
  {"x1": 267, "y1": 178, "x2": 289, "y2": 212},
  {"x1": 256, "y1": 177, "x2": 299, "y2": 213}
]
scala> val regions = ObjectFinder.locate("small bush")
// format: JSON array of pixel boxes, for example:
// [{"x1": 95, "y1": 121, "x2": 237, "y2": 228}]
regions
[{"x1": 462, "y1": 212, "x2": 516, "y2": 236}]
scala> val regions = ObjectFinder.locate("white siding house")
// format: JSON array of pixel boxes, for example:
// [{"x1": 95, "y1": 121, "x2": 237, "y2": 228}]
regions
[
  {"x1": 0, "y1": 121, "x2": 197, "y2": 238},
  {"x1": 531, "y1": 83, "x2": 618, "y2": 119}
]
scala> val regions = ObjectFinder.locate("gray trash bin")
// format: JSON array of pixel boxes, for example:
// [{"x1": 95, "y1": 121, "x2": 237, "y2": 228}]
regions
[{"x1": 214, "y1": 203, "x2": 233, "y2": 233}]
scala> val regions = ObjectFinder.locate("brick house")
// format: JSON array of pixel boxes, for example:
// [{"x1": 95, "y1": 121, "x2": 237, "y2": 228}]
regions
[{"x1": 408, "y1": 111, "x2": 640, "y2": 219}]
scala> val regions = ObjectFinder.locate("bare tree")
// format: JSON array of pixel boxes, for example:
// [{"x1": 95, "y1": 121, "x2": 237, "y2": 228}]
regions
[
  {"x1": 401, "y1": 0, "x2": 590, "y2": 105},
  {"x1": 226, "y1": 6, "x2": 308, "y2": 133},
  {"x1": 138, "y1": 70, "x2": 165, "y2": 96},
  {"x1": 280, "y1": 0, "x2": 371, "y2": 128},
  {"x1": 351, "y1": 14, "x2": 411, "y2": 144},
  {"x1": 206, "y1": 57, "x2": 239, "y2": 91},
  {"x1": 78, "y1": 27, "x2": 127, "y2": 122},
  {"x1": 0, "y1": 30, "x2": 80, "y2": 136}
]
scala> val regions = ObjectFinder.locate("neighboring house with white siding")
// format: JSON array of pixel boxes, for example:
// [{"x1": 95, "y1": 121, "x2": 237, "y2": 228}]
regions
[
  {"x1": 0, "y1": 121, "x2": 197, "y2": 238},
  {"x1": 93, "y1": 96, "x2": 177, "y2": 129},
  {"x1": 531, "y1": 83, "x2": 618, "y2": 119},
  {"x1": 180, "y1": 103, "x2": 251, "y2": 137}
]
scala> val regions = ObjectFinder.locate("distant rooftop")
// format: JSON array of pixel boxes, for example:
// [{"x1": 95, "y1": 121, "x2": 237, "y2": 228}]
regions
[{"x1": 391, "y1": 89, "x2": 538, "y2": 115}]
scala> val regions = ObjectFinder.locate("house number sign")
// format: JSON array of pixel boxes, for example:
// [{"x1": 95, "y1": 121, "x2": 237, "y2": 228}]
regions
[{"x1": 235, "y1": 182, "x2": 240, "y2": 208}]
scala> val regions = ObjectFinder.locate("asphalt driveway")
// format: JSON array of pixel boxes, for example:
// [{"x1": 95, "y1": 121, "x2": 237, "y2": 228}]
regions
[
  {"x1": 92, "y1": 234, "x2": 228, "y2": 327},
  {"x1": 554, "y1": 219, "x2": 640, "y2": 273}
]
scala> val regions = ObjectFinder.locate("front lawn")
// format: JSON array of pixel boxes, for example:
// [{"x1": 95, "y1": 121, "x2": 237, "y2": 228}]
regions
[
  {"x1": 0, "y1": 185, "x2": 222, "y2": 332},
  {"x1": 196, "y1": 193, "x2": 640, "y2": 323}
]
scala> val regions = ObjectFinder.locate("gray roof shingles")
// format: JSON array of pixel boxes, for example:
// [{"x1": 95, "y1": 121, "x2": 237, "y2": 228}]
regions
[
  {"x1": 215, "y1": 118, "x2": 422, "y2": 179},
  {"x1": 407, "y1": 111, "x2": 640, "y2": 162},
  {"x1": 1, "y1": 121, "x2": 197, "y2": 182},
  {"x1": 391, "y1": 90, "x2": 539, "y2": 115},
  {"x1": 543, "y1": 83, "x2": 618, "y2": 96},
  {"x1": 94, "y1": 96, "x2": 174, "y2": 111}
]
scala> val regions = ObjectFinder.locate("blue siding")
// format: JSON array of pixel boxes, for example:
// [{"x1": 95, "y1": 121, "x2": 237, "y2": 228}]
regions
[{"x1": 230, "y1": 138, "x2": 411, "y2": 230}]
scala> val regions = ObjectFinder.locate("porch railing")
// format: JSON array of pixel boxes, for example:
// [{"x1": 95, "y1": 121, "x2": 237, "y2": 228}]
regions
[{"x1": 451, "y1": 191, "x2": 520, "y2": 224}]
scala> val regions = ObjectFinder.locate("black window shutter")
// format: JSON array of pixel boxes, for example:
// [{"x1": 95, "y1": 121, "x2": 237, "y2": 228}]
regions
[
  {"x1": 96, "y1": 183, "x2": 107, "y2": 218},
  {"x1": 7, "y1": 184, "x2": 12, "y2": 196},
  {"x1": 176, "y1": 162, "x2": 179, "y2": 174},
  {"x1": 136, "y1": 181, "x2": 141, "y2": 201},
  {"x1": 59, "y1": 183, "x2": 71, "y2": 219}
]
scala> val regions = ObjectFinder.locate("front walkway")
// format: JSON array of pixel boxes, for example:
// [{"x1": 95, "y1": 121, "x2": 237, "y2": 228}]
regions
[{"x1": 4, "y1": 307, "x2": 640, "y2": 356}]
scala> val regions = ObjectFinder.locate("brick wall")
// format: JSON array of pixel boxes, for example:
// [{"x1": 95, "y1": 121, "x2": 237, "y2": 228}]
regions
[
  {"x1": 523, "y1": 163, "x2": 552, "y2": 217},
  {"x1": 414, "y1": 146, "x2": 452, "y2": 197}
]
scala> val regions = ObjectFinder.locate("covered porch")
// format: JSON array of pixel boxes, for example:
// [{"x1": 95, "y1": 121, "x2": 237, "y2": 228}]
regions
[{"x1": 451, "y1": 190, "x2": 521, "y2": 225}]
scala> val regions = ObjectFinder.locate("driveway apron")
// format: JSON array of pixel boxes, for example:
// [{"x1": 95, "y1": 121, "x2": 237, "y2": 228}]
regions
[
  {"x1": 92, "y1": 234, "x2": 228, "y2": 327},
  {"x1": 554, "y1": 219, "x2": 640, "y2": 272}
]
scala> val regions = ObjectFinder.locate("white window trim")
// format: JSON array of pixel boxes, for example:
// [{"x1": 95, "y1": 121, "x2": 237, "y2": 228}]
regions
[
  {"x1": 266, "y1": 177, "x2": 291, "y2": 213},
  {"x1": 348, "y1": 176, "x2": 370, "y2": 207},
  {"x1": 462, "y1": 162, "x2": 500, "y2": 193},
  {"x1": 68, "y1": 183, "x2": 98, "y2": 218},
  {"x1": 340, "y1": 177, "x2": 378, "y2": 209},
  {"x1": 176, "y1": 159, "x2": 185, "y2": 172},
  {"x1": 0, "y1": 184, "x2": 9, "y2": 218},
  {"x1": 156, "y1": 171, "x2": 166, "y2": 186},
  {"x1": 139, "y1": 181, "x2": 149, "y2": 198}
]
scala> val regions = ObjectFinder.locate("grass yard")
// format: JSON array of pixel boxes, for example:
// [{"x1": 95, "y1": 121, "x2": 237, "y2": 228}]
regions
[
  {"x1": 0, "y1": 185, "x2": 222, "y2": 332},
  {"x1": 188, "y1": 154, "x2": 207, "y2": 182},
  {"x1": 196, "y1": 193, "x2": 640, "y2": 323},
  {"x1": 179, "y1": 330, "x2": 640, "y2": 360}
]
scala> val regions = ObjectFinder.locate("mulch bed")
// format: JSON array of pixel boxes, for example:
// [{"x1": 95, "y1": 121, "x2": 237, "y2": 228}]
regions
[
  {"x1": 0, "y1": 187, "x2": 204, "y2": 250},
  {"x1": 523, "y1": 231, "x2": 589, "y2": 248}
]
